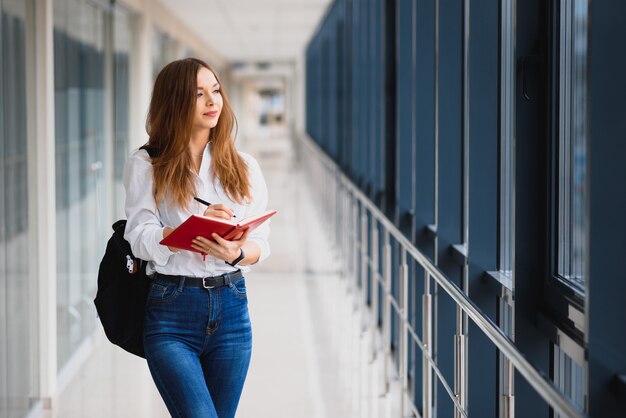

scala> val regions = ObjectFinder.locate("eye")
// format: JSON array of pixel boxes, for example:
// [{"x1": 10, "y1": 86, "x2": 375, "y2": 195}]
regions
[
  {"x1": 196, "y1": 92, "x2": 204, "y2": 98},
  {"x1": 213, "y1": 89, "x2": 221, "y2": 94}
]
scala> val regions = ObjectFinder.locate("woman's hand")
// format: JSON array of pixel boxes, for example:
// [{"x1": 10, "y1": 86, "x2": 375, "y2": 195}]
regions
[
  {"x1": 191, "y1": 229, "x2": 250, "y2": 264},
  {"x1": 163, "y1": 227, "x2": 180, "y2": 252},
  {"x1": 202, "y1": 203, "x2": 235, "y2": 220}
]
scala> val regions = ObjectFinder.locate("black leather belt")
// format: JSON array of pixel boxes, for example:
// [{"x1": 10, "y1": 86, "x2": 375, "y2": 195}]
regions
[{"x1": 155, "y1": 270, "x2": 243, "y2": 289}]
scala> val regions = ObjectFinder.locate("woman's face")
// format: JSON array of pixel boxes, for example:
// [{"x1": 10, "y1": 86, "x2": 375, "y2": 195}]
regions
[{"x1": 193, "y1": 66, "x2": 223, "y2": 132}]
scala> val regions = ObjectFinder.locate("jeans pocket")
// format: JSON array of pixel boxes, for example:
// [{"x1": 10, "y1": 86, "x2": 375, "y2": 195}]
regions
[
  {"x1": 148, "y1": 280, "x2": 180, "y2": 304},
  {"x1": 228, "y1": 278, "x2": 247, "y2": 299}
]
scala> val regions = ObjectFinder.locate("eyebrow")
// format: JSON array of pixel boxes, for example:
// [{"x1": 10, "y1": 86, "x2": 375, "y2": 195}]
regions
[{"x1": 197, "y1": 83, "x2": 220, "y2": 89}]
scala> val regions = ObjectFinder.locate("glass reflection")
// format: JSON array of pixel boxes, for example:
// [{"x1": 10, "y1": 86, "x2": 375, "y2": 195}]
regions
[
  {"x1": 54, "y1": 0, "x2": 107, "y2": 369},
  {"x1": 1, "y1": 0, "x2": 36, "y2": 416}
]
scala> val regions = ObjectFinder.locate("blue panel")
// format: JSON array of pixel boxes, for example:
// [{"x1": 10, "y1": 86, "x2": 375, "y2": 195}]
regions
[
  {"x1": 341, "y1": 0, "x2": 351, "y2": 171},
  {"x1": 362, "y1": 0, "x2": 371, "y2": 192},
  {"x1": 351, "y1": 0, "x2": 360, "y2": 182},
  {"x1": 514, "y1": 318, "x2": 550, "y2": 418},
  {"x1": 588, "y1": 2, "x2": 626, "y2": 417},
  {"x1": 414, "y1": 0, "x2": 436, "y2": 259},
  {"x1": 323, "y1": 19, "x2": 330, "y2": 153},
  {"x1": 435, "y1": 2, "x2": 464, "y2": 417},
  {"x1": 467, "y1": 0, "x2": 499, "y2": 416},
  {"x1": 328, "y1": 13, "x2": 338, "y2": 159},
  {"x1": 368, "y1": 0, "x2": 374, "y2": 193},
  {"x1": 513, "y1": 0, "x2": 550, "y2": 415},
  {"x1": 437, "y1": 0, "x2": 463, "y2": 278},
  {"x1": 365, "y1": 0, "x2": 372, "y2": 193},
  {"x1": 382, "y1": 0, "x2": 397, "y2": 216},
  {"x1": 373, "y1": 0, "x2": 383, "y2": 202},
  {"x1": 336, "y1": 3, "x2": 347, "y2": 168},
  {"x1": 396, "y1": 0, "x2": 414, "y2": 235}
]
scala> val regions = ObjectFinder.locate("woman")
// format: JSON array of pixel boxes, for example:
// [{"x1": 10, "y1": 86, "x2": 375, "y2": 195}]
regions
[{"x1": 123, "y1": 58, "x2": 270, "y2": 417}]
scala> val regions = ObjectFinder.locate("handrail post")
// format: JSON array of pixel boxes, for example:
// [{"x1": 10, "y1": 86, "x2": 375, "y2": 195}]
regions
[
  {"x1": 455, "y1": 311, "x2": 468, "y2": 418},
  {"x1": 382, "y1": 231, "x2": 392, "y2": 395},
  {"x1": 371, "y1": 224, "x2": 379, "y2": 363},
  {"x1": 352, "y1": 195, "x2": 359, "y2": 296},
  {"x1": 400, "y1": 249, "x2": 409, "y2": 416},
  {"x1": 361, "y1": 204, "x2": 368, "y2": 319},
  {"x1": 423, "y1": 271, "x2": 433, "y2": 418},
  {"x1": 500, "y1": 289, "x2": 515, "y2": 418},
  {"x1": 502, "y1": 358, "x2": 515, "y2": 418}
]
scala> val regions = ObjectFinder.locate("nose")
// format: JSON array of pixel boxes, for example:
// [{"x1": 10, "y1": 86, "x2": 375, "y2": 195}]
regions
[{"x1": 206, "y1": 91, "x2": 216, "y2": 106}]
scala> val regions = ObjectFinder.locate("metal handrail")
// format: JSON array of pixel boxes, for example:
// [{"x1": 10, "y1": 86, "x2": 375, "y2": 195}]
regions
[{"x1": 301, "y1": 135, "x2": 585, "y2": 418}]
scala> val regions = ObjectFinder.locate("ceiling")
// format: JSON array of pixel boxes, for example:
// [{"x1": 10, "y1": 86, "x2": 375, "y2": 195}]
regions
[{"x1": 158, "y1": 0, "x2": 332, "y2": 64}]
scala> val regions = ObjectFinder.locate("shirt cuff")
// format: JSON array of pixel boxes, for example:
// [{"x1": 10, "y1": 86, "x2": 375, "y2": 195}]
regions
[
  {"x1": 249, "y1": 237, "x2": 270, "y2": 264},
  {"x1": 152, "y1": 227, "x2": 176, "y2": 266}
]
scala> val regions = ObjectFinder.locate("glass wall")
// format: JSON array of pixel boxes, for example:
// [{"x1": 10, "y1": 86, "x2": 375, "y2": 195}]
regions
[
  {"x1": 53, "y1": 0, "x2": 109, "y2": 370},
  {"x1": 113, "y1": 7, "x2": 134, "y2": 219},
  {"x1": 152, "y1": 28, "x2": 179, "y2": 81},
  {"x1": 0, "y1": 0, "x2": 37, "y2": 417},
  {"x1": 557, "y1": 0, "x2": 588, "y2": 293}
]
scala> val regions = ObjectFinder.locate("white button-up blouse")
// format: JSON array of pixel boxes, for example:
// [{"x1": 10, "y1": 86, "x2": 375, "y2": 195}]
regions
[{"x1": 123, "y1": 145, "x2": 270, "y2": 277}]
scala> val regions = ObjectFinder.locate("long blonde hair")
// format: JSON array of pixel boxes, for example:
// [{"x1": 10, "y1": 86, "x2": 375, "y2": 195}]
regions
[{"x1": 145, "y1": 58, "x2": 251, "y2": 208}]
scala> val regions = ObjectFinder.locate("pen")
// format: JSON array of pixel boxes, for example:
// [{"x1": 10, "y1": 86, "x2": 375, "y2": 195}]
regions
[
  {"x1": 194, "y1": 197, "x2": 236, "y2": 217},
  {"x1": 194, "y1": 197, "x2": 211, "y2": 206}
]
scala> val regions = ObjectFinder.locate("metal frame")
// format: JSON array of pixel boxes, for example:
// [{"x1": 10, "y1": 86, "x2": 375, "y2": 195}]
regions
[
  {"x1": 498, "y1": 1, "x2": 517, "y2": 417},
  {"x1": 301, "y1": 134, "x2": 586, "y2": 418}
]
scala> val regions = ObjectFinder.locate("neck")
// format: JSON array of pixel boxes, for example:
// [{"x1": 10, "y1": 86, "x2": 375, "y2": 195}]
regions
[{"x1": 189, "y1": 127, "x2": 211, "y2": 155}]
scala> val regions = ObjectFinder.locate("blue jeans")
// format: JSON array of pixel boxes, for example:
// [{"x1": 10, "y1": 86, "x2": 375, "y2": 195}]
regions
[{"x1": 144, "y1": 274, "x2": 252, "y2": 418}]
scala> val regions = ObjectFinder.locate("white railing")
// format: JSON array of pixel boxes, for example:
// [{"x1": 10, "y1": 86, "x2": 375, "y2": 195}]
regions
[{"x1": 299, "y1": 134, "x2": 586, "y2": 418}]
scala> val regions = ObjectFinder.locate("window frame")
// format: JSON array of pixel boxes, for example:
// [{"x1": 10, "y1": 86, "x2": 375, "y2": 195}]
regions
[{"x1": 547, "y1": 0, "x2": 588, "y2": 314}]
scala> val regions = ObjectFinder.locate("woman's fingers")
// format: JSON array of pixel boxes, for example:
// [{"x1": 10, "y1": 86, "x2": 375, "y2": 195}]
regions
[
  {"x1": 211, "y1": 233, "x2": 229, "y2": 246},
  {"x1": 236, "y1": 228, "x2": 251, "y2": 243},
  {"x1": 202, "y1": 203, "x2": 235, "y2": 219},
  {"x1": 193, "y1": 235, "x2": 239, "y2": 262},
  {"x1": 192, "y1": 236, "x2": 216, "y2": 253},
  {"x1": 193, "y1": 227, "x2": 249, "y2": 262}
]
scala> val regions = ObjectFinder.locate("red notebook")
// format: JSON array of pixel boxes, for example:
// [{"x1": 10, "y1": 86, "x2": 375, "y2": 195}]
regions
[{"x1": 159, "y1": 210, "x2": 276, "y2": 253}]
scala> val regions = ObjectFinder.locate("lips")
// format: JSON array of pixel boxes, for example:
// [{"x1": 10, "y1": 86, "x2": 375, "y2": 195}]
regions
[{"x1": 204, "y1": 110, "x2": 219, "y2": 117}]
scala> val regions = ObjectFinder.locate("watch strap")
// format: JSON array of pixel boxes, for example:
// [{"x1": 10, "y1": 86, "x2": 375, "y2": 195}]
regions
[{"x1": 227, "y1": 248, "x2": 245, "y2": 267}]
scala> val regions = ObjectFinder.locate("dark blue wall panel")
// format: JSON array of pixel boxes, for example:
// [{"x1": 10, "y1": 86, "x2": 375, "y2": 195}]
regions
[
  {"x1": 467, "y1": 1, "x2": 499, "y2": 417},
  {"x1": 588, "y1": 1, "x2": 626, "y2": 417},
  {"x1": 436, "y1": 2, "x2": 464, "y2": 415},
  {"x1": 395, "y1": 0, "x2": 414, "y2": 236},
  {"x1": 414, "y1": 0, "x2": 436, "y2": 260}
]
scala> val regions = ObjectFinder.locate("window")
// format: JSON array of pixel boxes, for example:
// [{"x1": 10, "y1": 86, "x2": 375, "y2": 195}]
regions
[
  {"x1": 113, "y1": 6, "x2": 135, "y2": 219},
  {"x1": 553, "y1": 337, "x2": 586, "y2": 417},
  {"x1": 555, "y1": 0, "x2": 588, "y2": 294},
  {"x1": 1, "y1": 0, "x2": 36, "y2": 415},
  {"x1": 54, "y1": 0, "x2": 108, "y2": 369}
]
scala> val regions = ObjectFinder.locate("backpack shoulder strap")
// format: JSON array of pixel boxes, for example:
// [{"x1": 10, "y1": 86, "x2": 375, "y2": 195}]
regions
[{"x1": 139, "y1": 144, "x2": 161, "y2": 159}]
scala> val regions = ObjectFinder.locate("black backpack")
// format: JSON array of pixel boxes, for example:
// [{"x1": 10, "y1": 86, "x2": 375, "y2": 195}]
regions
[
  {"x1": 94, "y1": 219, "x2": 149, "y2": 357},
  {"x1": 94, "y1": 146, "x2": 159, "y2": 358}
]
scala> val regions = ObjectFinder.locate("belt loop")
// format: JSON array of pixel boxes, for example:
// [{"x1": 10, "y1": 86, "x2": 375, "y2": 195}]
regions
[
  {"x1": 224, "y1": 273, "x2": 232, "y2": 287},
  {"x1": 177, "y1": 276, "x2": 186, "y2": 291}
]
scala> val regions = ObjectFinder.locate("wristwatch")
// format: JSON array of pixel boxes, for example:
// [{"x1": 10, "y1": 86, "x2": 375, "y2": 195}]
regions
[{"x1": 227, "y1": 248, "x2": 245, "y2": 267}]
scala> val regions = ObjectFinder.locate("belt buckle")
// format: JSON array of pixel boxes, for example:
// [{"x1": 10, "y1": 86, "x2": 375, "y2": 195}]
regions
[{"x1": 202, "y1": 277, "x2": 215, "y2": 289}]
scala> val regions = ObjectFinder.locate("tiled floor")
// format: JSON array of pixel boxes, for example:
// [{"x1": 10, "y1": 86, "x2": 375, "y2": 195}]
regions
[{"x1": 51, "y1": 130, "x2": 353, "y2": 417}]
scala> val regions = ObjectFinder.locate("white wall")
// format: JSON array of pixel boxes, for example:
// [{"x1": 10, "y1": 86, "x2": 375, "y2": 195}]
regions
[{"x1": 119, "y1": 0, "x2": 227, "y2": 150}]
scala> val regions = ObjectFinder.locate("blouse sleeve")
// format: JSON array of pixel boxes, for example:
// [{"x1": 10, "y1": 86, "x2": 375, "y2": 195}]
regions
[
  {"x1": 123, "y1": 150, "x2": 176, "y2": 265},
  {"x1": 244, "y1": 155, "x2": 271, "y2": 263}
]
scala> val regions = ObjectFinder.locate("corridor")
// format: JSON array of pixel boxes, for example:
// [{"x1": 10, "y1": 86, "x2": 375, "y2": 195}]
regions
[{"x1": 50, "y1": 129, "x2": 353, "y2": 418}]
